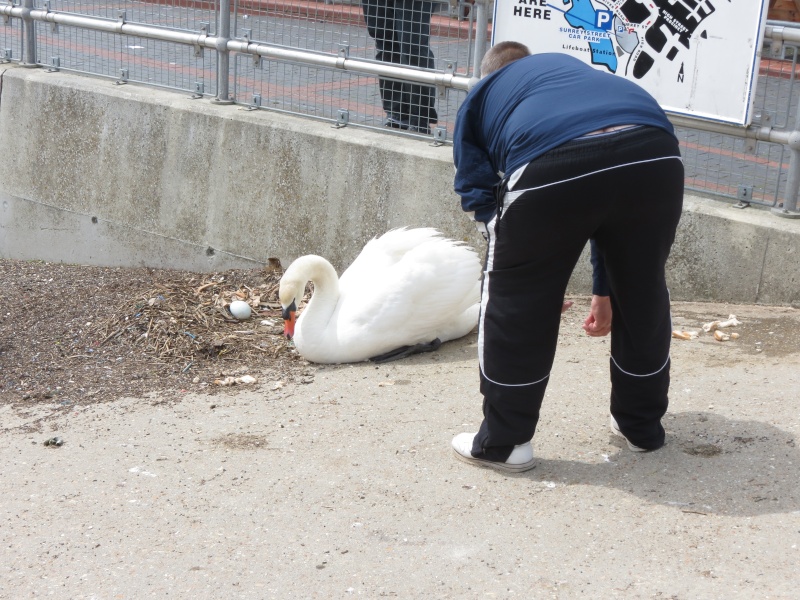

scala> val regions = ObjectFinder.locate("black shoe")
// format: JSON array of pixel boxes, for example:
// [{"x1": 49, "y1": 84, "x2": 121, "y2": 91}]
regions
[
  {"x1": 408, "y1": 124, "x2": 431, "y2": 135},
  {"x1": 384, "y1": 116, "x2": 410, "y2": 130}
]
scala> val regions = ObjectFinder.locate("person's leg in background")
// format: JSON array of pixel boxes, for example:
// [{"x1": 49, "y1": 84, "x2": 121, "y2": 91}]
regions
[
  {"x1": 392, "y1": 0, "x2": 438, "y2": 133},
  {"x1": 361, "y1": 0, "x2": 405, "y2": 127}
]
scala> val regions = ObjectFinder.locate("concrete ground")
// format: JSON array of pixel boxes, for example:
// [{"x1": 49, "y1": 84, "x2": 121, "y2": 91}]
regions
[{"x1": 1, "y1": 298, "x2": 799, "y2": 599}]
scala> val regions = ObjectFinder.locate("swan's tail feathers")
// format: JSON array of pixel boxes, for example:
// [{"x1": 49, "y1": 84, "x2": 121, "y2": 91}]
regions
[
  {"x1": 437, "y1": 303, "x2": 480, "y2": 343},
  {"x1": 368, "y1": 338, "x2": 443, "y2": 364}
]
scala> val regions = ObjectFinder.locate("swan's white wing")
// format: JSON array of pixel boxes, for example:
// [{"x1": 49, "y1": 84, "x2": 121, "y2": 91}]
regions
[
  {"x1": 338, "y1": 228, "x2": 444, "y2": 291},
  {"x1": 335, "y1": 237, "x2": 481, "y2": 347}
]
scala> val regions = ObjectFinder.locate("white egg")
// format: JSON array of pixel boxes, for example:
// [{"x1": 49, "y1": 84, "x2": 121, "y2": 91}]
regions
[{"x1": 229, "y1": 300, "x2": 252, "y2": 320}]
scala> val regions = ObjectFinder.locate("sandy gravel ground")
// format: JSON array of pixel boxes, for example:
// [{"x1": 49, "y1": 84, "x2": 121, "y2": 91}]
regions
[{"x1": 1, "y1": 298, "x2": 799, "y2": 599}]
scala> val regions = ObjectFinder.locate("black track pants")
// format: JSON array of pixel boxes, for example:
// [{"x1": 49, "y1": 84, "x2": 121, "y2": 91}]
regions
[{"x1": 472, "y1": 126, "x2": 684, "y2": 462}]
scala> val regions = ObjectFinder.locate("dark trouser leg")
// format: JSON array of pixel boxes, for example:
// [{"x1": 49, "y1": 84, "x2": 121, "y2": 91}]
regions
[
  {"x1": 361, "y1": 0, "x2": 404, "y2": 120},
  {"x1": 473, "y1": 187, "x2": 595, "y2": 462},
  {"x1": 393, "y1": 0, "x2": 438, "y2": 130},
  {"x1": 593, "y1": 136, "x2": 684, "y2": 449}
]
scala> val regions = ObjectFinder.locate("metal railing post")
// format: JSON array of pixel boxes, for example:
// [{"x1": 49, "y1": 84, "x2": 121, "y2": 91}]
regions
[
  {"x1": 764, "y1": 24, "x2": 800, "y2": 217},
  {"x1": 213, "y1": 0, "x2": 233, "y2": 104},
  {"x1": 773, "y1": 114, "x2": 800, "y2": 218},
  {"x1": 21, "y1": 0, "x2": 38, "y2": 67},
  {"x1": 472, "y1": 0, "x2": 490, "y2": 80}
]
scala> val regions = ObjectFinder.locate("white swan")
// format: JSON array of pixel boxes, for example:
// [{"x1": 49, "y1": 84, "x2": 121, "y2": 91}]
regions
[{"x1": 279, "y1": 228, "x2": 482, "y2": 364}]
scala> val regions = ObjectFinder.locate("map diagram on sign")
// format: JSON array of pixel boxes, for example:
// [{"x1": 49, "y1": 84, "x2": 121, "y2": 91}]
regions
[
  {"x1": 553, "y1": 0, "x2": 715, "y2": 79},
  {"x1": 491, "y1": 0, "x2": 769, "y2": 125}
]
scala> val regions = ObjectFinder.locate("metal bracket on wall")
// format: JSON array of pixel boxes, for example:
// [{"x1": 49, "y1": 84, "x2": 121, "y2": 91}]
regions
[
  {"x1": 3, "y1": 0, "x2": 15, "y2": 25},
  {"x1": 190, "y1": 81, "x2": 204, "y2": 99},
  {"x1": 247, "y1": 94, "x2": 262, "y2": 110},
  {"x1": 114, "y1": 68, "x2": 128, "y2": 85},
  {"x1": 746, "y1": 112, "x2": 772, "y2": 153},
  {"x1": 430, "y1": 126, "x2": 447, "y2": 147},
  {"x1": 454, "y1": 0, "x2": 471, "y2": 20},
  {"x1": 733, "y1": 185, "x2": 752, "y2": 209},
  {"x1": 47, "y1": 56, "x2": 60, "y2": 72},
  {"x1": 752, "y1": 111, "x2": 773, "y2": 127},
  {"x1": 438, "y1": 61, "x2": 456, "y2": 100},
  {"x1": 43, "y1": 1, "x2": 58, "y2": 33},
  {"x1": 1, "y1": 49, "x2": 11, "y2": 63},
  {"x1": 332, "y1": 109, "x2": 349, "y2": 129},
  {"x1": 335, "y1": 45, "x2": 350, "y2": 69},
  {"x1": 194, "y1": 23, "x2": 209, "y2": 58}
]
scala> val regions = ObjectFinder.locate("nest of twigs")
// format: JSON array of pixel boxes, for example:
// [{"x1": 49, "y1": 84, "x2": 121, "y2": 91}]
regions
[
  {"x1": 1, "y1": 259, "x2": 323, "y2": 414},
  {"x1": 92, "y1": 260, "x2": 307, "y2": 367}
]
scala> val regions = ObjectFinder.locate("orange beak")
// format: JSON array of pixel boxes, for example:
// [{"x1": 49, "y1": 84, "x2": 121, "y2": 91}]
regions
[
  {"x1": 283, "y1": 313, "x2": 296, "y2": 340},
  {"x1": 282, "y1": 300, "x2": 297, "y2": 340}
]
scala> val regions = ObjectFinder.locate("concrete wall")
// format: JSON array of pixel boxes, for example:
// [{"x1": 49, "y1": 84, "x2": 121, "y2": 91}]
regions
[{"x1": 1, "y1": 65, "x2": 798, "y2": 306}]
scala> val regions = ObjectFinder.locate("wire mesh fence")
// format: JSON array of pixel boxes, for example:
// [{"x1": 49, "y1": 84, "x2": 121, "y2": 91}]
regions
[
  {"x1": 2, "y1": 10, "x2": 23, "y2": 60},
  {"x1": 675, "y1": 42, "x2": 799, "y2": 208},
  {"x1": 1, "y1": 1, "x2": 798, "y2": 209},
  {"x1": 676, "y1": 128, "x2": 788, "y2": 207},
  {"x1": 30, "y1": 0, "x2": 220, "y2": 93},
  {"x1": 227, "y1": 0, "x2": 472, "y2": 133}
]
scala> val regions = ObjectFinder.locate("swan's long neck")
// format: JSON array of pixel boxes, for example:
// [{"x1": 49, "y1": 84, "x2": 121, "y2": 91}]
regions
[{"x1": 290, "y1": 255, "x2": 341, "y2": 335}]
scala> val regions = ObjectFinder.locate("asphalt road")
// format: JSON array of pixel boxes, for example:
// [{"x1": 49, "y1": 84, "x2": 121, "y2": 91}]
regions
[{"x1": 2, "y1": 297, "x2": 798, "y2": 598}]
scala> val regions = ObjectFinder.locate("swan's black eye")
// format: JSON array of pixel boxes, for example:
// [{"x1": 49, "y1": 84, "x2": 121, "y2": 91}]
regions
[{"x1": 282, "y1": 300, "x2": 297, "y2": 320}]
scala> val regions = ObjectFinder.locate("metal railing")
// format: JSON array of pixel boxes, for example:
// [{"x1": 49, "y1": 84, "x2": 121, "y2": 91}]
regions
[
  {"x1": 1, "y1": 0, "x2": 479, "y2": 136},
  {"x1": 2, "y1": 0, "x2": 800, "y2": 215}
]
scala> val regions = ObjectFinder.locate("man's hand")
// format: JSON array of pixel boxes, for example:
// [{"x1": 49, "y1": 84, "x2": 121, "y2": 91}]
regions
[
  {"x1": 582, "y1": 295, "x2": 612, "y2": 337},
  {"x1": 561, "y1": 300, "x2": 573, "y2": 313}
]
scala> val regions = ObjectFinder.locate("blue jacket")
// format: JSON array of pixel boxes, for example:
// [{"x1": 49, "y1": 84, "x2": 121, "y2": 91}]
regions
[{"x1": 453, "y1": 53, "x2": 676, "y2": 224}]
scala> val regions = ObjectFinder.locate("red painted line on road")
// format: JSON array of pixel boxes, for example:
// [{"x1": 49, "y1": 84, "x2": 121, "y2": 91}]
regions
[
  {"x1": 142, "y1": 0, "x2": 489, "y2": 40},
  {"x1": 684, "y1": 177, "x2": 776, "y2": 204},
  {"x1": 760, "y1": 58, "x2": 800, "y2": 80},
  {"x1": 680, "y1": 140, "x2": 789, "y2": 171}
]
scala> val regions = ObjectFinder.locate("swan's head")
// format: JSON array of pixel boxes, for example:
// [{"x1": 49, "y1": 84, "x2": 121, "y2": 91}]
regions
[
  {"x1": 281, "y1": 299, "x2": 297, "y2": 340},
  {"x1": 279, "y1": 255, "x2": 331, "y2": 340},
  {"x1": 278, "y1": 273, "x2": 303, "y2": 340}
]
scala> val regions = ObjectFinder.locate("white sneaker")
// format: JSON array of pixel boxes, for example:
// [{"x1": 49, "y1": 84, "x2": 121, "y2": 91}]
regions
[
  {"x1": 609, "y1": 416, "x2": 647, "y2": 452},
  {"x1": 451, "y1": 432, "x2": 536, "y2": 473}
]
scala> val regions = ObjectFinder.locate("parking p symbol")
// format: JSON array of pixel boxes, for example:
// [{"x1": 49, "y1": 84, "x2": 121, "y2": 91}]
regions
[{"x1": 596, "y1": 10, "x2": 612, "y2": 30}]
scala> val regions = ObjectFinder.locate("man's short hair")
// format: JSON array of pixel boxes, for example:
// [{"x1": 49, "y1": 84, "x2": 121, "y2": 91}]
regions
[{"x1": 480, "y1": 41, "x2": 531, "y2": 77}]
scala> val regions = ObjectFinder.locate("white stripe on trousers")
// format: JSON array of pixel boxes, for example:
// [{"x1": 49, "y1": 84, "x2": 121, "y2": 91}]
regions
[
  {"x1": 502, "y1": 155, "x2": 683, "y2": 216},
  {"x1": 476, "y1": 155, "x2": 681, "y2": 387}
]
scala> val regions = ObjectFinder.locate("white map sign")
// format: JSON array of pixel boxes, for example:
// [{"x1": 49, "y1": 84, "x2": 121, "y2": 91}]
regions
[{"x1": 491, "y1": 0, "x2": 770, "y2": 125}]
